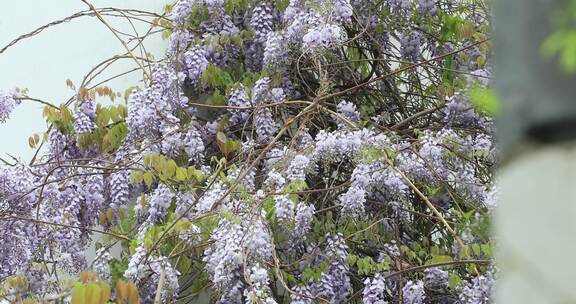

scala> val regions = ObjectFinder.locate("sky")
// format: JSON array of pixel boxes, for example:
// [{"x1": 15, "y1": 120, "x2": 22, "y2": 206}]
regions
[{"x1": 0, "y1": 0, "x2": 168, "y2": 162}]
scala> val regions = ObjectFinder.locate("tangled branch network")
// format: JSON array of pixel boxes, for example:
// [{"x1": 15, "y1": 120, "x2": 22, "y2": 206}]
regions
[{"x1": 0, "y1": 0, "x2": 496, "y2": 303}]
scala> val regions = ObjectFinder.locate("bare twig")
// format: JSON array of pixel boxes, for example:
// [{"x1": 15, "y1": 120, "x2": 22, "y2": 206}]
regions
[{"x1": 80, "y1": 0, "x2": 152, "y2": 82}]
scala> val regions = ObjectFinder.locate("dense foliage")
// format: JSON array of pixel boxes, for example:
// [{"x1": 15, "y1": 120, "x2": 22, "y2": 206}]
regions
[{"x1": 0, "y1": 0, "x2": 495, "y2": 303}]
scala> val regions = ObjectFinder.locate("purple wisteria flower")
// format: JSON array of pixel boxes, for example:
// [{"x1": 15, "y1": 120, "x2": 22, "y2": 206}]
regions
[
  {"x1": 184, "y1": 45, "x2": 208, "y2": 85},
  {"x1": 303, "y1": 24, "x2": 343, "y2": 51},
  {"x1": 0, "y1": 88, "x2": 21, "y2": 123},
  {"x1": 363, "y1": 274, "x2": 388, "y2": 304},
  {"x1": 401, "y1": 32, "x2": 423, "y2": 62},
  {"x1": 402, "y1": 280, "x2": 425, "y2": 304}
]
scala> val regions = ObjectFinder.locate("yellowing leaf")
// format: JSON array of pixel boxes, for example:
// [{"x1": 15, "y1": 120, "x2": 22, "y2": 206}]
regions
[
  {"x1": 216, "y1": 131, "x2": 240, "y2": 158},
  {"x1": 127, "y1": 282, "x2": 140, "y2": 304},
  {"x1": 116, "y1": 280, "x2": 128, "y2": 302},
  {"x1": 71, "y1": 283, "x2": 85, "y2": 304},
  {"x1": 100, "y1": 283, "x2": 111, "y2": 304},
  {"x1": 143, "y1": 172, "x2": 154, "y2": 188},
  {"x1": 85, "y1": 282, "x2": 101, "y2": 304}
]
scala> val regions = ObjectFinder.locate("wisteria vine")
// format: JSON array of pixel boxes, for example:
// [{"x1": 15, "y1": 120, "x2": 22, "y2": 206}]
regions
[{"x1": 0, "y1": 0, "x2": 495, "y2": 303}]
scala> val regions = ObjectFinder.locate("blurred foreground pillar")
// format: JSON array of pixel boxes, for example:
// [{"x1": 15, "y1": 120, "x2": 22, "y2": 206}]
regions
[
  {"x1": 497, "y1": 146, "x2": 576, "y2": 303},
  {"x1": 495, "y1": 0, "x2": 576, "y2": 303}
]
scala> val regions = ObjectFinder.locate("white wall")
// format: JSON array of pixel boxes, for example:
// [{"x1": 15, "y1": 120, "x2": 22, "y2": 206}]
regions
[{"x1": 0, "y1": 0, "x2": 168, "y2": 161}]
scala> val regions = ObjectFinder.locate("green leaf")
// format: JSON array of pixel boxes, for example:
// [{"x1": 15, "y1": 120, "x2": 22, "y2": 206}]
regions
[
  {"x1": 109, "y1": 106, "x2": 120, "y2": 123},
  {"x1": 427, "y1": 255, "x2": 453, "y2": 265},
  {"x1": 164, "y1": 159, "x2": 177, "y2": 179},
  {"x1": 144, "y1": 154, "x2": 152, "y2": 167},
  {"x1": 175, "y1": 167, "x2": 188, "y2": 181},
  {"x1": 207, "y1": 90, "x2": 227, "y2": 105},
  {"x1": 275, "y1": 0, "x2": 290, "y2": 12},
  {"x1": 216, "y1": 131, "x2": 241, "y2": 158},
  {"x1": 118, "y1": 105, "x2": 128, "y2": 119},
  {"x1": 130, "y1": 171, "x2": 143, "y2": 184},
  {"x1": 188, "y1": 167, "x2": 205, "y2": 181},
  {"x1": 263, "y1": 197, "x2": 276, "y2": 222},
  {"x1": 459, "y1": 245, "x2": 471, "y2": 259},
  {"x1": 448, "y1": 272, "x2": 463, "y2": 289},
  {"x1": 356, "y1": 258, "x2": 365, "y2": 275},
  {"x1": 560, "y1": 32, "x2": 576, "y2": 73},
  {"x1": 481, "y1": 244, "x2": 492, "y2": 257},
  {"x1": 179, "y1": 255, "x2": 192, "y2": 273},
  {"x1": 285, "y1": 180, "x2": 308, "y2": 192},
  {"x1": 542, "y1": 30, "x2": 576, "y2": 73},
  {"x1": 143, "y1": 172, "x2": 154, "y2": 188},
  {"x1": 96, "y1": 108, "x2": 110, "y2": 127},
  {"x1": 468, "y1": 85, "x2": 501, "y2": 115},
  {"x1": 60, "y1": 106, "x2": 73, "y2": 125},
  {"x1": 471, "y1": 243, "x2": 481, "y2": 257},
  {"x1": 440, "y1": 15, "x2": 463, "y2": 41},
  {"x1": 346, "y1": 254, "x2": 358, "y2": 266}
]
